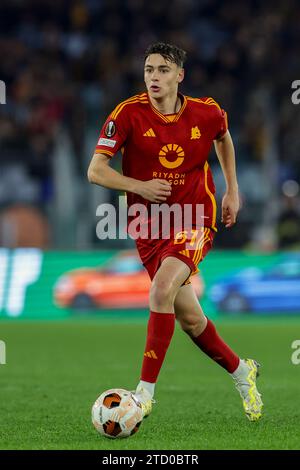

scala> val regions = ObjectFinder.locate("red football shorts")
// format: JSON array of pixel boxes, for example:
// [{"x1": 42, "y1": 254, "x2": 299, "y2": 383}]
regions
[{"x1": 136, "y1": 227, "x2": 215, "y2": 285}]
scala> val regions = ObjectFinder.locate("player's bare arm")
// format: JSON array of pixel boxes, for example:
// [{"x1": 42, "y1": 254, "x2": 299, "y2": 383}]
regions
[
  {"x1": 214, "y1": 130, "x2": 239, "y2": 228},
  {"x1": 87, "y1": 153, "x2": 172, "y2": 202}
]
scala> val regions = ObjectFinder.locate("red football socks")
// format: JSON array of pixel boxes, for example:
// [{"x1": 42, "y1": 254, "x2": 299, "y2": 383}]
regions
[
  {"x1": 141, "y1": 311, "x2": 175, "y2": 383},
  {"x1": 192, "y1": 318, "x2": 240, "y2": 373}
]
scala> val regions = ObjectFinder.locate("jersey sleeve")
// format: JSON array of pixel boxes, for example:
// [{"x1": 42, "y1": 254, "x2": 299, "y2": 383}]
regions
[
  {"x1": 201, "y1": 97, "x2": 228, "y2": 140},
  {"x1": 94, "y1": 104, "x2": 130, "y2": 158},
  {"x1": 214, "y1": 107, "x2": 228, "y2": 140}
]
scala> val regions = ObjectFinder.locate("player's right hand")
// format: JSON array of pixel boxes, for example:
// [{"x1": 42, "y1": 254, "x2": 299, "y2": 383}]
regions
[{"x1": 134, "y1": 179, "x2": 172, "y2": 202}]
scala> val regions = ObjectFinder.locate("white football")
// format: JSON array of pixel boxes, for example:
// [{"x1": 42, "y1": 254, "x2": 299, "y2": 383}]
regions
[{"x1": 92, "y1": 388, "x2": 143, "y2": 438}]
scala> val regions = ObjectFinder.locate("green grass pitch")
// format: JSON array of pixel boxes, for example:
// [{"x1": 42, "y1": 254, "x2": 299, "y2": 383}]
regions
[{"x1": 0, "y1": 317, "x2": 300, "y2": 450}]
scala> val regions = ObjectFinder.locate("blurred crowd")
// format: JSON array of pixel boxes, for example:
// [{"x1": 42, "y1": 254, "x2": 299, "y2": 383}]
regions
[{"x1": 0, "y1": 0, "x2": 299, "y2": 249}]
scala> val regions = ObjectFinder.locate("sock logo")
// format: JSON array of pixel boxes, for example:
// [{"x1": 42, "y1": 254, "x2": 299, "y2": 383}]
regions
[{"x1": 144, "y1": 350, "x2": 158, "y2": 359}]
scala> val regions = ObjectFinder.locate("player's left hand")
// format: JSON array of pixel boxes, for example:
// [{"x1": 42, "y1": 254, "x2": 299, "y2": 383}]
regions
[{"x1": 221, "y1": 191, "x2": 240, "y2": 228}]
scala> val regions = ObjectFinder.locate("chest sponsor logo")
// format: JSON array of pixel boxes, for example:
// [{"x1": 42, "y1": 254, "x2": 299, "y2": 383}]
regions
[
  {"x1": 152, "y1": 171, "x2": 185, "y2": 185},
  {"x1": 97, "y1": 138, "x2": 117, "y2": 147},
  {"x1": 104, "y1": 120, "x2": 116, "y2": 137},
  {"x1": 159, "y1": 144, "x2": 185, "y2": 169},
  {"x1": 191, "y1": 126, "x2": 201, "y2": 139}
]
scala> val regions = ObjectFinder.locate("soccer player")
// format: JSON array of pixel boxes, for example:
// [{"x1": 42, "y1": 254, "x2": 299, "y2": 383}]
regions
[{"x1": 88, "y1": 43, "x2": 263, "y2": 422}]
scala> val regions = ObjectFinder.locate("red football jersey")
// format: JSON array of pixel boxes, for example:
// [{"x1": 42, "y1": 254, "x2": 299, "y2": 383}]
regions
[{"x1": 94, "y1": 92, "x2": 227, "y2": 237}]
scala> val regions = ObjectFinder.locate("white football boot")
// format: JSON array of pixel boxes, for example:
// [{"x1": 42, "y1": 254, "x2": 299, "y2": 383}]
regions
[
  {"x1": 232, "y1": 358, "x2": 263, "y2": 421},
  {"x1": 132, "y1": 386, "x2": 155, "y2": 418}
]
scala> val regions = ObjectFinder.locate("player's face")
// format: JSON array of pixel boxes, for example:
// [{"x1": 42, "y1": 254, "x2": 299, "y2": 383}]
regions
[{"x1": 144, "y1": 54, "x2": 184, "y2": 100}]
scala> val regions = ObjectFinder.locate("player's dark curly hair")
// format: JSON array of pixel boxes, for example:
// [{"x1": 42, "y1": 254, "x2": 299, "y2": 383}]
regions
[{"x1": 144, "y1": 42, "x2": 187, "y2": 67}]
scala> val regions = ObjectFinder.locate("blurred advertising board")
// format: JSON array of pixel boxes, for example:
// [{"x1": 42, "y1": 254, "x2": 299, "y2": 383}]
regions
[{"x1": 0, "y1": 248, "x2": 299, "y2": 319}]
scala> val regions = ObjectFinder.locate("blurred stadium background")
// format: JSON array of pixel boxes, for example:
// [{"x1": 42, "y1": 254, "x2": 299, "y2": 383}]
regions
[
  {"x1": 0, "y1": 0, "x2": 300, "y2": 450},
  {"x1": 1, "y1": 0, "x2": 300, "y2": 253},
  {"x1": 0, "y1": 0, "x2": 299, "y2": 318}
]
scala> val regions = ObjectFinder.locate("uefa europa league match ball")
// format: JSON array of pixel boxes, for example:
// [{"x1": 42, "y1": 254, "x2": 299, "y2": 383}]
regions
[{"x1": 92, "y1": 388, "x2": 143, "y2": 438}]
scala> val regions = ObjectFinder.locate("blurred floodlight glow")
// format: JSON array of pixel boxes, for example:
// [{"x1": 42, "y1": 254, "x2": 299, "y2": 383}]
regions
[{"x1": 282, "y1": 180, "x2": 299, "y2": 198}]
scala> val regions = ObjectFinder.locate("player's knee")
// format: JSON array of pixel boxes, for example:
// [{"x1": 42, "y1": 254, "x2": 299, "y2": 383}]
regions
[
  {"x1": 179, "y1": 317, "x2": 196, "y2": 335},
  {"x1": 149, "y1": 278, "x2": 174, "y2": 309},
  {"x1": 179, "y1": 314, "x2": 206, "y2": 337}
]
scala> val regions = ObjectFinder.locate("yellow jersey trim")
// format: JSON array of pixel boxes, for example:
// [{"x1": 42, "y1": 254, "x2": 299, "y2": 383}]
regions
[{"x1": 204, "y1": 162, "x2": 217, "y2": 231}]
